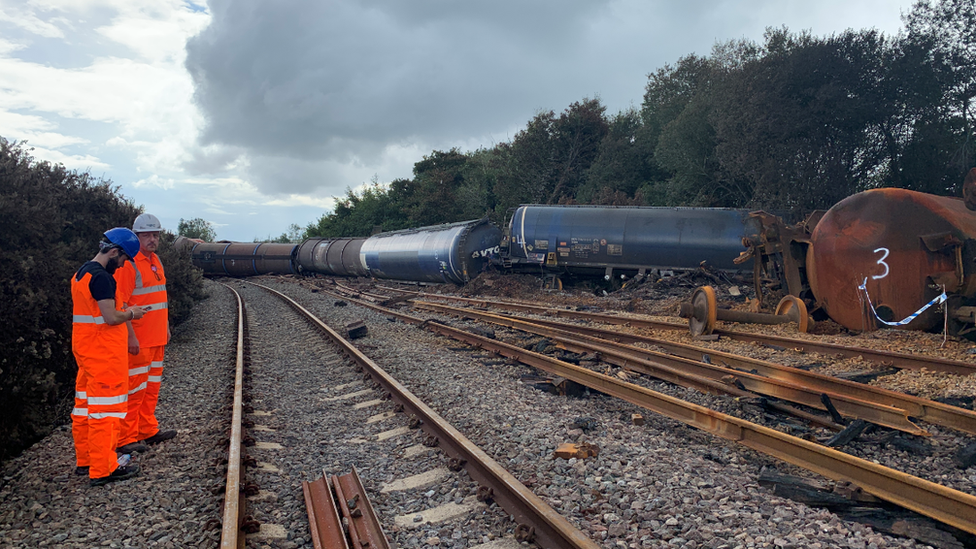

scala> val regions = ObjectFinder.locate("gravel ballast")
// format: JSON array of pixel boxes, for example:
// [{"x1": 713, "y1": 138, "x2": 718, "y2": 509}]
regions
[{"x1": 1, "y1": 275, "x2": 974, "y2": 549}]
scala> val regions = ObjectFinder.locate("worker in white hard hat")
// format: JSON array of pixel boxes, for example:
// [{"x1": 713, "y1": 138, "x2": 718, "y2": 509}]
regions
[{"x1": 114, "y1": 213, "x2": 177, "y2": 453}]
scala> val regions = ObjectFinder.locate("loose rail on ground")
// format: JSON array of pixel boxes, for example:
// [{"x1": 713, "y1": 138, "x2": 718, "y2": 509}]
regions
[
  {"x1": 369, "y1": 286, "x2": 976, "y2": 376},
  {"x1": 326, "y1": 286, "x2": 976, "y2": 535}
]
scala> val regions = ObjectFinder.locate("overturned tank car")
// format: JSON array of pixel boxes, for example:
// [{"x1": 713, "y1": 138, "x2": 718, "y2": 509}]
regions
[
  {"x1": 748, "y1": 168, "x2": 976, "y2": 339},
  {"x1": 503, "y1": 205, "x2": 762, "y2": 284}
]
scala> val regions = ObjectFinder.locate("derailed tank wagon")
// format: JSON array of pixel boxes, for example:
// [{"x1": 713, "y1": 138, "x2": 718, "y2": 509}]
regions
[
  {"x1": 296, "y1": 237, "x2": 368, "y2": 277},
  {"x1": 808, "y1": 187, "x2": 976, "y2": 337},
  {"x1": 359, "y1": 219, "x2": 502, "y2": 284},
  {"x1": 183, "y1": 170, "x2": 976, "y2": 339},
  {"x1": 189, "y1": 218, "x2": 503, "y2": 285},
  {"x1": 749, "y1": 168, "x2": 976, "y2": 339},
  {"x1": 504, "y1": 205, "x2": 762, "y2": 284},
  {"x1": 191, "y1": 242, "x2": 299, "y2": 277}
]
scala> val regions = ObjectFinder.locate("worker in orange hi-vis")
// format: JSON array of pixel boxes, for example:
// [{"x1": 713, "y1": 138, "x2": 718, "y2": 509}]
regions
[
  {"x1": 72, "y1": 228, "x2": 147, "y2": 486},
  {"x1": 114, "y1": 213, "x2": 177, "y2": 454}
]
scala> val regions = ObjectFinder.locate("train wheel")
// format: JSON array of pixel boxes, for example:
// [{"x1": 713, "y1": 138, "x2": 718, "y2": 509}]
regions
[
  {"x1": 543, "y1": 275, "x2": 563, "y2": 290},
  {"x1": 775, "y1": 295, "x2": 811, "y2": 333},
  {"x1": 689, "y1": 286, "x2": 718, "y2": 337}
]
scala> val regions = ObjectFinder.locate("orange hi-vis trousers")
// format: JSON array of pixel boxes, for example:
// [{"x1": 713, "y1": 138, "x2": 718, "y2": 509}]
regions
[
  {"x1": 72, "y1": 349, "x2": 128, "y2": 479},
  {"x1": 119, "y1": 345, "x2": 165, "y2": 445}
]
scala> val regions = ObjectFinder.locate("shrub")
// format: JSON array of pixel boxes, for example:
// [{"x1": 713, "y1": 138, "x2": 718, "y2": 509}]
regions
[{"x1": 0, "y1": 138, "x2": 206, "y2": 461}]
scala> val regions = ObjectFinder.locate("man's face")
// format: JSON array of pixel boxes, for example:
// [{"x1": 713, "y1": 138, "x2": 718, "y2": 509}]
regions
[
  {"x1": 138, "y1": 231, "x2": 160, "y2": 254},
  {"x1": 106, "y1": 249, "x2": 128, "y2": 274}
]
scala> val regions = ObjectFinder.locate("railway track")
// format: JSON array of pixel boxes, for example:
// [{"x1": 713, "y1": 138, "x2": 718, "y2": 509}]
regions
[
  {"x1": 217, "y1": 281, "x2": 598, "y2": 548},
  {"x1": 2, "y1": 277, "x2": 975, "y2": 548},
  {"x1": 318, "y1": 279, "x2": 976, "y2": 540},
  {"x1": 407, "y1": 300, "x2": 976, "y2": 438},
  {"x1": 366, "y1": 284, "x2": 976, "y2": 376}
]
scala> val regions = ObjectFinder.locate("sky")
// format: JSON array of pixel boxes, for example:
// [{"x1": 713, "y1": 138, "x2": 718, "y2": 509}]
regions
[{"x1": 0, "y1": 0, "x2": 915, "y2": 242}]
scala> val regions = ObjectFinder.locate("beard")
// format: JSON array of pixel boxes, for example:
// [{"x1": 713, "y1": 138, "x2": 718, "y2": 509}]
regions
[{"x1": 105, "y1": 256, "x2": 124, "y2": 274}]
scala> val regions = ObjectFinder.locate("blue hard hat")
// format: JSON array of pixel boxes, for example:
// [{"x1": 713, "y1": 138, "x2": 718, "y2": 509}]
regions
[{"x1": 103, "y1": 227, "x2": 141, "y2": 258}]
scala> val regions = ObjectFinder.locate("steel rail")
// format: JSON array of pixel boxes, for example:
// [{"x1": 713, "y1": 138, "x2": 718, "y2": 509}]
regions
[
  {"x1": 325, "y1": 288, "x2": 976, "y2": 534},
  {"x1": 218, "y1": 282, "x2": 247, "y2": 549},
  {"x1": 334, "y1": 282, "x2": 385, "y2": 303},
  {"x1": 382, "y1": 291, "x2": 976, "y2": 376},
  {"x1": 332, "y1": 467, "x2": 391, "y2": 549},
  {"x1": 413, "y1": 301, "x2": 926, "y2": 435},
  {"x1": 250, "y1": 282, "x2": 599, "y2": 549},
  {"x1": 414, "y1": 301, "x2": 976, "y2": 437},
  {"x1": 302, "y1": 475, "x2": 349, "y2": 549}
]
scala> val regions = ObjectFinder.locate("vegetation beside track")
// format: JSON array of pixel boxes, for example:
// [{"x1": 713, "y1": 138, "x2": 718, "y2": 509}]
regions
[{"x1": 0, "y1": 138, "x2": 206, "y2": 461}]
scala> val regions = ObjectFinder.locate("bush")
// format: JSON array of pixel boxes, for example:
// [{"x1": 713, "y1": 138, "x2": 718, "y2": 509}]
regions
[
  {"x1": 158, "y1": 231, "x2": 208, "y2": 326},
  {"x1": 0, "y1": 138, "x2": 206, "y2": 461}
]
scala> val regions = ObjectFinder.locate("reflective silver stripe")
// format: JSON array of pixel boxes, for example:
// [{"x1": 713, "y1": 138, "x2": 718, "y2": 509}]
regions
[
  {"x1": 73, "y1": 315, "x2": 105, "y2": 324},
  {"x1": 75, "y1": 391, "x2": 87, "y2": 399},
  {"x1": 89, "y1": 412, "x2": 126, "y2": 419},
  {"x1": 142, "y1": 301, "x2": 168, "y2": 310},
  {"x1": 132, "y1": 284, "x2": 166, "y2": 296},
  {"x1": 130, "y1": 259, "x2": 142, "y2": 289},
  {"x1": 128, "y1": 366, "x2": 150, "y2": 376},
  {"x1": 128, "y1": 382, "x2": 148, "y2": 395},
  {"x1": 150, "y1": 360, "x2": 164, "y2": 369},
  {"x1": 71, "y1": 407, "x2": 88, "y2": 417},
  {"x1": 148, "y1": 375, "x2": 162, "y2": 383},
  {"x1": 87, "y1": 394, "x2": 128, "y2": 405}
]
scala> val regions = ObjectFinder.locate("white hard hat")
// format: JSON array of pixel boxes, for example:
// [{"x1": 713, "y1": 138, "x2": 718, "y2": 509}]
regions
[{"x1": 133, "y1": 213, "x2": 163, "y2": 233}]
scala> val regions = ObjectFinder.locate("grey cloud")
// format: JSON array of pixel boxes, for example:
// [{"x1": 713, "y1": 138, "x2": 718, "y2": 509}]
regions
[
  {"x1": 246, "y1": 154, "x2": 363, "y2": 198},
  {"x1": 184, "y1": 0, "x2": 910, "y2": 197},
  {"x1": 185, "y1": 0, "x2": 612, "y2": 180}
]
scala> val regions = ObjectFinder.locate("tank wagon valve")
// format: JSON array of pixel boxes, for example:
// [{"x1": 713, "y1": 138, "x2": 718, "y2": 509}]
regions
[{"x1": 679, "y1": 285, "x2": 813, "y2": 337}]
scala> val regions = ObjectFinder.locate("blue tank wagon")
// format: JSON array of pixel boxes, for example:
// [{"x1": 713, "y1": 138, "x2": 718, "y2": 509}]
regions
[
  {"x1": 360, "y1": 218, "x2": 502, "y2": 284},
  {"x1": 504, "y1": 205, "x2": 762, "y2": 281}
]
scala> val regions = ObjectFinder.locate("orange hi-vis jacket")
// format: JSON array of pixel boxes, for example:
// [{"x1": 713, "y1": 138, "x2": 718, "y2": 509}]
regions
[
  {"x1": 71, "y1": 270, "x2": 128, "y2": 369},
  {"x1": 116, "y1": 251, "x2": 168, "y2": 346}
]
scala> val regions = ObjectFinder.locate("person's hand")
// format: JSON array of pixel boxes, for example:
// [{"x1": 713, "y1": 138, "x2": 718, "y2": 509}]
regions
[
  {"x1": 128, "y1": 334, "x2": 141, "y2": 355},
  {"x1": 129, "y1": 306, "x2": 148, "y2": 320}
]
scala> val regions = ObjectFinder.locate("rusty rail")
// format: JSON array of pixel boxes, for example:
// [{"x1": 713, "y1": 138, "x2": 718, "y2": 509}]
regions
[
  {"x1": 303, "y1": 475, "x2": 349, "y2": 549},
  {"x1": 414, "y1": 300, "x2": 976, "y2": 437},
  {"x1": 251, "y1": 282, "x2": 600, "y2": 549},
  {"x1": 384, "y1": 292, "x2": 976, "y2": 376},
  {"x1": 218, "y1": 282, "x2": 247, "y2": 549},
  {"x1": 413, "y1": 301, "x2": 928, "y2": 435},
  {"x1": 303, "y1": 467, "x2": 389, "y2": 549},
  {"x1": 329, "y1": 288, "x2": 976, "y2": 535},
  {"x1": 333, "y1": 468, "x2": 389, "y2": 549}
]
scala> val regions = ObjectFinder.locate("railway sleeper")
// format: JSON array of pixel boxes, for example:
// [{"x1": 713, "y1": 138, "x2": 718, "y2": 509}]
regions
[{"x1": 759, "y1": 469, "x2": 974, "y2": 549}]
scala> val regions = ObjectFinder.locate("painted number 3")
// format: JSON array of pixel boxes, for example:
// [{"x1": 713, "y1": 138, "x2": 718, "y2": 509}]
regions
[{"x1": 872, "y1": 247, "x2": 890, "y2": 280}]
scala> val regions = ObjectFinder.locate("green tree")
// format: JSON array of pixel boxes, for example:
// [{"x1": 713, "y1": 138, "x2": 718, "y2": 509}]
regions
[
  {"x1": 493, "y1": 110, "x2": 556, "y2": 212},
  {"x1": 306, "y1": 178, "x2": 408, "y2": 238},
  {"x1": 659, "y1": 26, "x2": 953, "y2": 213},
  {"x1": 493, "y1": 98, "x2": 610, "y2": 213},
  {"x1": 404, "y1": 148, "x2": 469, "y2": 226},
  {"x1": 456, "y1": 147, "x2": 500, "y2": 220},
  {"x1": 579, "y1": 108, "x2": 663, "y2": 205},
  {"x1": 903, "y1": 0, "x2": 976, "y2": 187},
  {"x1": 178, "y1": 217, "x2": 217, "y2": 242},
  {"x1": 546, "y1": 98, "x2": 609, "y2": 204},
  {"x1": 639, "y1": 53, "x2": 723, "y2": 206},
  {"x1": 264, "y1": 223, "x2": 305, "y2": 243}
]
